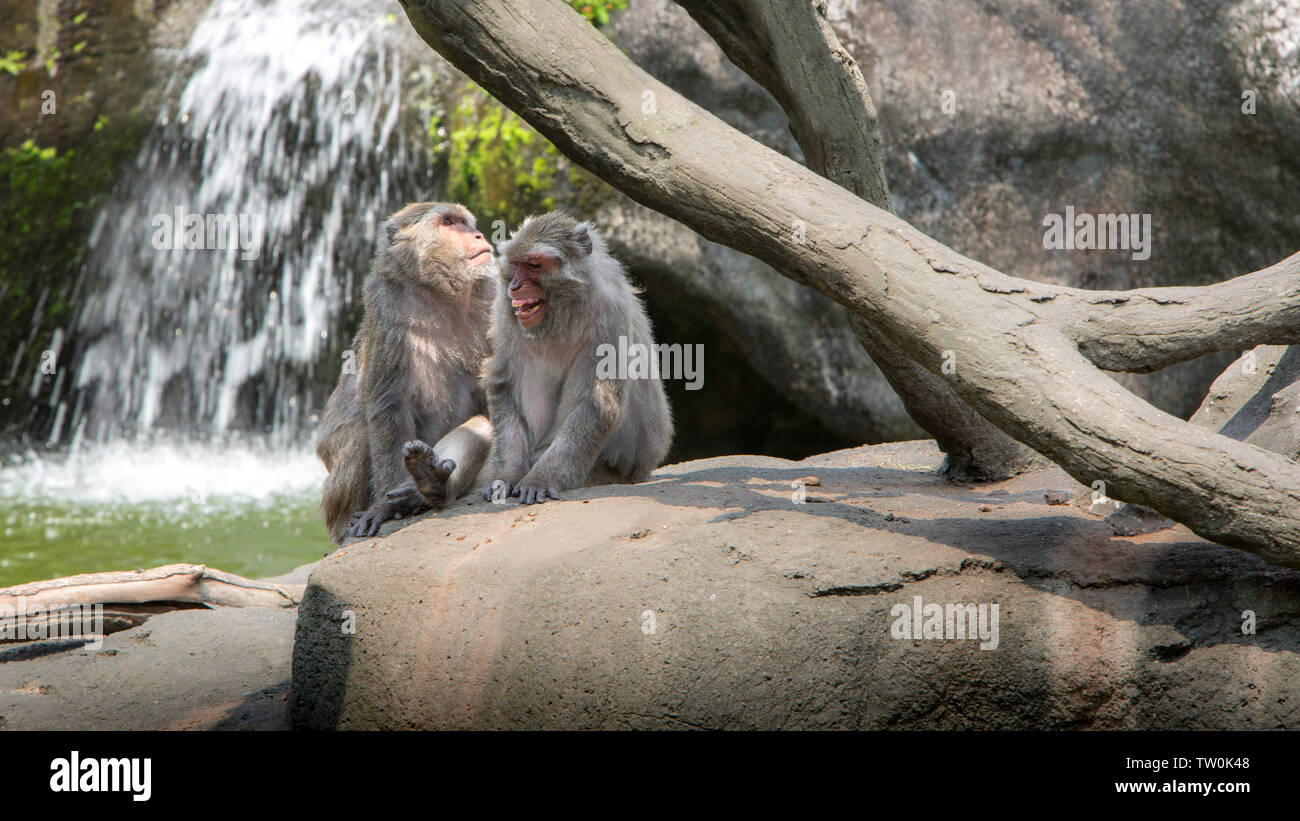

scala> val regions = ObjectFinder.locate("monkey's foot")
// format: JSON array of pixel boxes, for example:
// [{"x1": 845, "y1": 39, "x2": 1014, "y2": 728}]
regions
[
  {"x1": 384, "y1": 482, "x2": 429, "y2": 516},
  {"x1": 403, "y1": 440, "x2": 456, "y2": 506}
]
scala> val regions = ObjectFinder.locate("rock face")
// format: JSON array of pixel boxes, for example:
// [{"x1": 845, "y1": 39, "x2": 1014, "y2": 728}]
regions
[
  {"x1": 0, "y1": 606, "x2": 297, "y2": 730},
  {"x1": 606, "y1": 0, "x2": 1300, "y2": 424},
  {"x1": 291, "y1": 442, "x2": 1300, "y2": 730},
  {"x1": 1191, "y1": 345, "x2": 1300, "y2": 461}
]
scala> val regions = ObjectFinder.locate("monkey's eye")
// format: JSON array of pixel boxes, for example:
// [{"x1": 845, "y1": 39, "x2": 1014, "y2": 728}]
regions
[{"x1": 442, "y1": 214, "x2": 456, "y2": 226}]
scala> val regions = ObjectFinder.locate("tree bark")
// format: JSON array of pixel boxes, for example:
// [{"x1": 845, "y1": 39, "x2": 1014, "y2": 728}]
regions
[
  {"x1": 1190, "y1": 345, "x2": 1300, "y2": 461},
  {"x1": 676, "y1": 0, "x2": 1041, "y2": 479},
  {"x1": 0, "y1": 564, "x2": 303, "y2": 611},
  {"x1": 398, "y1": 0, "x2": 1300, "y2": 567}
]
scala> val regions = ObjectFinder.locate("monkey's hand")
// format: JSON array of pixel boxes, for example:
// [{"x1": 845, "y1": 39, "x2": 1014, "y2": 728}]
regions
[
  {"x1": 401, "y1": 440, "x2": 456, "y2": 508},
  {"x1": 513, "y1": 470, "x2": 562, "y2": 505},
  {"x1": 347, "y1": 503, "x2": 395, "y2": 539}
]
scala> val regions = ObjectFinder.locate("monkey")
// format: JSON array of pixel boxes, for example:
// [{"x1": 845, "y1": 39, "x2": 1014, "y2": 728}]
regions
[
  {"x1": 315, "y1": 201, "x2": 495, "y2": 543},
  {"x1": 443, "y1": 211, "x2": 674, "y2": 504}
]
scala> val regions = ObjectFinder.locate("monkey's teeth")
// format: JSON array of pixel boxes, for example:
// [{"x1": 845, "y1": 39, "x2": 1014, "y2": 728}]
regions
[{"x1": 514, "y1": 300, "x2": 544, "y2": 319}]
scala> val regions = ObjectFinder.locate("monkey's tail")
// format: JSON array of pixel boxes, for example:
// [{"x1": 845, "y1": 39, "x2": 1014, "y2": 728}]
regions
[
  {"x1": 317, "y1": 434, "x2": 373, "y2": 545},
  {"x1": 320, "y1": 466, "x2": 370, "y2": 545}
]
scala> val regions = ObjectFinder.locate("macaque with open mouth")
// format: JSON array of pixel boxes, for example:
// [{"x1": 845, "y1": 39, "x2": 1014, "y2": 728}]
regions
[{"x1": 472, "y1": 212, "x2": 673, "y2": 504}]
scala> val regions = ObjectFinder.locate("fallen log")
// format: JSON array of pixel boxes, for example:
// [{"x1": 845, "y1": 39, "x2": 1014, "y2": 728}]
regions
[{"x1": 0, "y1": 564, "x2": 304, "y2": 615}]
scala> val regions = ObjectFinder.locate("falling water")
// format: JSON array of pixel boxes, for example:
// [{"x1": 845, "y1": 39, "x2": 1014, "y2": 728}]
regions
[
  {"x1": 64, "y1": 0, "x2": 440, "y2": 448},
  {"x1": 0, "y1": 0, "x2": 448, "y2": 582}
]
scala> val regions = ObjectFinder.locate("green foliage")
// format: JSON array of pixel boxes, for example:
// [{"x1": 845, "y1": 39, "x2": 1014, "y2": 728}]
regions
[
  {"x1": 429, "y1": 81, "x2": 618, "y2": 240},
  {"x1": 0, "y1": 118, "x2": 144, "y2": 269},
  {"x1": 0, "y1": 50, "x2": 27, "y2": 76},
  {"x1": 435, "y1": 85, "x2": 560, "y2": 228},
  {"x1": 0, "y1": 117, "x2": 147, "y2": 415},
  {"x1": 0, "y1": 141, "x2": 85, "y2": 397},
  {"x1": 2, "y1": 140, "x2": 81, "y2": 243},
  {"x1": 565, "y1": 0, "x2": 629, "y2": 26}
]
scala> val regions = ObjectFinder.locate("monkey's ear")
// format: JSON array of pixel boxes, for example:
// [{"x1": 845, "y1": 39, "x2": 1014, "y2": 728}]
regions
[
  {"x1": 383, "y1": 219, "x2": 399, "y2": 245},
  {"x1": 572, "y1": 224, "x2": 594, "y2": 257}
]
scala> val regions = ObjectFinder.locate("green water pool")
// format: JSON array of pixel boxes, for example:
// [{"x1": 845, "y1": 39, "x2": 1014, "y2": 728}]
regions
[{"x1": 0, "y1": 494, "x2": 333, "y2": 587}]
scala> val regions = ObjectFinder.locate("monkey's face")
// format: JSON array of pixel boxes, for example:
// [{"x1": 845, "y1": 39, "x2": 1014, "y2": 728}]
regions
[
  {"x1": 505, "y1": 252, "x2": 553, "y2": 331},
  {"x1": 500, "y1": 213, "x2": 595, "y2": 337},
  {"x1": 385, "y1": 203, "x2": 493, "y2": 287},
  {"x1": 427, "y1": 206, "x2": 493, "y2": 270}
]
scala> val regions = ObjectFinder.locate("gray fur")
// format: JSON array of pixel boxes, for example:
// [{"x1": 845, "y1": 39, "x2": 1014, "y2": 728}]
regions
[
  {"x1": 481, "y1": 213, "x2": 673, "y2": 504},
  {"x1": 316, "y1": 202, "x2": 495, "y2": 542}
]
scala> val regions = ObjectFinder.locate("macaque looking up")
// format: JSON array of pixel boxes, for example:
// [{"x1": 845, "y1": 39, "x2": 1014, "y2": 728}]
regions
[{"x1": 315, "y1": 201, "x2": 495, "y2": 543}]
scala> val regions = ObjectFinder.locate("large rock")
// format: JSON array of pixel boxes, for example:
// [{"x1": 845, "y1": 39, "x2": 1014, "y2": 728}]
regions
[
  {"x1": 0, "y1": 606, "x2": 297, "y2": 730},
  {"x1": 606, "y1": 0, "x2": 1300, "y2": 423},
  {"x1": 1191, "y1": 345, "x2": 1300, "y2": 460},
  {"x1": 291, "y1": 442, "x2": 1300, "y2": 730}
]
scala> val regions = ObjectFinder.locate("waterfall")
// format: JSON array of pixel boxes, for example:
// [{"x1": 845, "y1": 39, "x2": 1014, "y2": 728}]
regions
[
  {"x1": 0, "y1": 0, "x2": 450, "y2": 583},
  {"x1": 60, "y1": 0, "x2": 440, "y2": 451}
]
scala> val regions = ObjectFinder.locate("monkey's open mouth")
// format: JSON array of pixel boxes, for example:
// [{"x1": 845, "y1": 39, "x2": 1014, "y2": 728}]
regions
[{"x1": 512, "y1": 297, "x2": 547, "y2": 327}]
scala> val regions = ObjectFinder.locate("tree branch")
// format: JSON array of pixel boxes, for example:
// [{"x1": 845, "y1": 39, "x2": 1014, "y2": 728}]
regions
[
  {"x1": 675, "y1": 0, "x2": 1040, "y2": 479},
  {"x1": 399, "y1": 0, "x2": 1300, "y2": 566},
  {"x1": 1042, "y1": 254, "x2": 1300, "y2": 372}
]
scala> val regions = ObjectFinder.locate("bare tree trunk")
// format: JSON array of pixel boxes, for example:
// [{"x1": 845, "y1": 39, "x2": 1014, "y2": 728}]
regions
[
  {"x1": 677, "y1": 0, "x2": 1041, "y2": 479},
  {"x1": 398, "y1": 0, "x2": 1300, "y2": 566}
]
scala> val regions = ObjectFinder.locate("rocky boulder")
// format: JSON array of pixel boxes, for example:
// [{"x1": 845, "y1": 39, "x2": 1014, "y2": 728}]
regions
[{"x1": 291, "y1": 441, "x2": 1300, "y2": 730}]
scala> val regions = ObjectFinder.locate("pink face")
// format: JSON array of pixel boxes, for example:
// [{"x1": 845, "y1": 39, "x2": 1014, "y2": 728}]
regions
[
  {"x1": 436, "y1": 210, "x2": 492, "y2": 267},
  {"x1": 507, "y1": 251, "x2": 558, "y2": 330}
]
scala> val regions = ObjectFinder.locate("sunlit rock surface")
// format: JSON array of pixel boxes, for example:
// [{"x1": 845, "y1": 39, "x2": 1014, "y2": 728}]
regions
[{"x1": 291, "y1": 442, "x2": 1300, "y2": 730}]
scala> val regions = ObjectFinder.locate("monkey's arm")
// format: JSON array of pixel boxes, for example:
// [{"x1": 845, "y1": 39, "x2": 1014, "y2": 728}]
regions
[
  {"x1": 350, "y1": 328, "x2": 428, "y2": 537},
  {"x1": 515, "y1": 378, "x2": 626, "y2": 504},
  {"x1": 480, "y1": 367, "x2": 532, "y2": 500}
]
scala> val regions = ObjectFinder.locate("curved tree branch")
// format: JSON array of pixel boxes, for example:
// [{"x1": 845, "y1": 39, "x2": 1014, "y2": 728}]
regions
[
  {"x1": 676, "y1": 0, "x2": 889, "y2": 206},
  {"x1": 399, "y1": 0, "x2": 1300, "y2": 566},
  {"x1": 1042, "y1": 254, "x2": 1300, "y2": 372},
  {"x1": 675, "y1": 0, "x2": 1041, "y2": 480}
]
